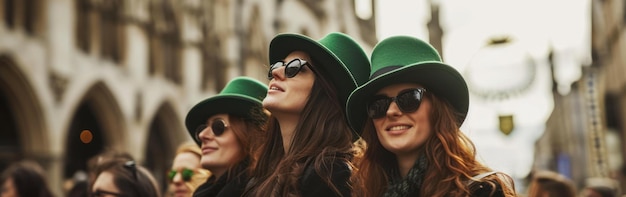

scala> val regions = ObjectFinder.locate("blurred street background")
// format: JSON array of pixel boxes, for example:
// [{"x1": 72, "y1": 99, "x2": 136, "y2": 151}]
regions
[{"x1": 0, "y1": 0, "x2": 624, "y2": 196}]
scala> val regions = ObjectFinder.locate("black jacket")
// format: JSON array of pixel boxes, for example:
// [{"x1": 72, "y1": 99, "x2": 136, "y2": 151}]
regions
[
  {"x1": 238, "y1": 157, "x2": 352, "y2": 196},
  {"x1": 470, "y1": 181, "x2": 506, "y2": 197},
  {"x1": 193, "y1": 160, "x2": 250, "y2": 197},
  {"x1": 298, "y1": 159, "x2": 352, "y2": 197}
]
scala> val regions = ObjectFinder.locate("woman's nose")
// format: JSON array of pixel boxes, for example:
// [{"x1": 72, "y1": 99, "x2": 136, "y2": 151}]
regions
[
  {"x1": 386, "y1": 101, "x2": 402, "y2": 117},
  {"x1": 172, "y1": 172, "x2": 183, "y2": 183},
  {"x1": 197, "y1": 127, "x2": 215, "y2": 141},
  {"x1": 270, "y1": 65, "x2": 285, "y2": 80}
]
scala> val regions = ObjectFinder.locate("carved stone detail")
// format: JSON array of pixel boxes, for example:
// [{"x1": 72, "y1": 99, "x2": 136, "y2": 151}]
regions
[{"x1": 48, "y1": 72, "x2": 68, "y2": 103}]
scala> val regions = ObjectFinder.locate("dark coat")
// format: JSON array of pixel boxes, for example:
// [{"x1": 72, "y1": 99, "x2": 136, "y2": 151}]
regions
[
  {"x1": 469, "y1": 171, "x2": 516, "y2": 197},
  {"x1": 387, "y1": 171, "x2": 512, "y2": 196},
  {"x1": 193, "y1": 160, "x2": 250, "y2": 197},
  {"x1": 398, "y1": 180, "x2": 507, "y2": 197},
  {"x1": 470, "y1": 181, "x2": 506, "y2": 197},
  {"x1": 298, "y1": 159, "x2": 352, "y2": 197}
]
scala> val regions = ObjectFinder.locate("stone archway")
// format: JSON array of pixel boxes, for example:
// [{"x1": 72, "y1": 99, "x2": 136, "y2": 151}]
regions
[
  {"x1": 63, "y1": 81, "x2": 126, "y2": 179},
  {"x1": 144, "y1": 102, "x2": 185, "y2": 194},
  {"x1": 0, "y1": 55, "x2": 48, "y2": 170}
]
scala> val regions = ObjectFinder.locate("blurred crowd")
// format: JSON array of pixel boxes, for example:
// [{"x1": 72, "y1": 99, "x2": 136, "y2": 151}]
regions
[{"x1": 1, "y1": 148, "x2": 622, "y2": 197}]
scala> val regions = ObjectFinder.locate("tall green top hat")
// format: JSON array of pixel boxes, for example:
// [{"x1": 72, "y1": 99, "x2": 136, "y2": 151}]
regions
[
  {"x1": 346, "y1": 36, "x2": 469, "y2": 133},
  {"x1": 269, "y1": 32, "x2": 371, "y2": 109},
  {"x1": 185, "y1": 77, "x2": 268, "y2": 145}
]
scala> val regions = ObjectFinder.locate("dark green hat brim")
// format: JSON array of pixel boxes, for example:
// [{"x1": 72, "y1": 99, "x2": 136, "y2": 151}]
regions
[
  {"x1": 346, "y1": 61, "x2": 469, "y2": 133},
  {"x1": 269, "y1": 34, "x2": 357, "y2": 108},
  {"x1": 185, "y1": 94, "x2": 263, "y2": 145}
]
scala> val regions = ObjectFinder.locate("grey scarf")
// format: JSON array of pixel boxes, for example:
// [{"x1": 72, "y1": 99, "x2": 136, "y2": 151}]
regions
[{"x1": 383, "y1": 155, "x2": 428, "y2": 197}]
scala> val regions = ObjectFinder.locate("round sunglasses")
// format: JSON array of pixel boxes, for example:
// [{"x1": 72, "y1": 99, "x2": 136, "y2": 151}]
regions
[
  {"x1": 267, "y1": 59, "x2": 310, "y2": 80},
  {"x1": 194, "y1": 119, "x2": 228, "y2": 142},
  {"x1": 168, "y1": 168, "x2": 195, "y2": 182},
  {"x1": 366, "y1": 88, "x2": 427, "y2": 119}
]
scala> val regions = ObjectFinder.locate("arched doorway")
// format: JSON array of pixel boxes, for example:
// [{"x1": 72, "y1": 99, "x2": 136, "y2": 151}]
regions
[
  {"x1": 63, "y1": 102, "x2": 105, "y2": 178},
  {"x1": 0, "y1": 55, "x2": 47, "y2": 171},
  {"x1": 145, "y1": 102, "x2": 185, "y2": 194},
  {"x1": 63, "y1": 82, "x2": 126, "y2": 180},
  {"x1": 0, "y1": 89, "x2": 21, "y2": 170}
]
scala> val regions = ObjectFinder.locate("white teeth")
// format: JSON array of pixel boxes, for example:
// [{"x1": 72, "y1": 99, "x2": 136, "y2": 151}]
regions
[
  {"x1": 270, "y1": 87, "x2": 279, "y2": 90},
  {"x1": 388, "y1": 125, "x2": 410, "y2": 131}
]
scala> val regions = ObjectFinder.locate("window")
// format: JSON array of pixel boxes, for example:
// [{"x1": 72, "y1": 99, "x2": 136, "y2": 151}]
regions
[
  {"x1": 99, "y1": 0, "x2": 123, "y2": 62},
  {"x1": 75, "y1": 0, "x2": 90, "y2": 52},
  {"x1": 4, "y1": 0, "x2": 15, "y2": 29},
  {"x1": 23, "y1": 0, "x2": 38, "y2": 35},
  {"x1": 3, "y1": 0, "x2": 39, "y2": 34},
  {"x1": 149, "y1": 0, "x2": 181, "y2": 84}
]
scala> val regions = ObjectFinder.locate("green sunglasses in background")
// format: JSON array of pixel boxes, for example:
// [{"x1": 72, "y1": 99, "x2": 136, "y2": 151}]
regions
[{"x1": 168, "y1": 168, "x2": 195, "y2": 182}]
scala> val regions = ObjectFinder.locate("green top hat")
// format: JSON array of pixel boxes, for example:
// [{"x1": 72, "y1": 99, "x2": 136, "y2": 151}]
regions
[
  {"x1": 269, "y1": 32, "x2": 370, "y2": 109},
  {"x1": 346, "y1": 36, "x2": 469, "y2": 134},
  {"x1": 185, "y1": 77, "x2": 268, "y2": 145}
]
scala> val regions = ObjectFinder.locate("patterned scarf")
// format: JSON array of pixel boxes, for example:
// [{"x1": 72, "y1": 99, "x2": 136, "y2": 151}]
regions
[{"x1": 383, "y1": 155, "x2": 428, "y2": 197}]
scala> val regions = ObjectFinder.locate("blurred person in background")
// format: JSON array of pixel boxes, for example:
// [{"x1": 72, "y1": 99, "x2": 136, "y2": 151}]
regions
[
  {"x1": 167, "y1": 142, "x2": 211, "y2": 197},
  {"x1": 525, "y1": 170, "x2": 576, "y2": 197},
  {"x1": 0, "y1": 160, "x2": 55, "y2": 197},
  {"x1": 90, "y1": 158, "x2": 161, "y2": 197},
  {"x1": 579, "y1": 177, "x2": 619, "y2": 197},
  {"x1": 86, "y1": 150, "x2": 134, "y2": 185},
  {"x1": 66, "y1": 180, "x2": 88, "y2": 197},
  {"x1": 65, "y1": 171, "x2": 88, "y2": 197},
  {"x1": 184, "y1": 77, "x2": 268, "y2": 196}
]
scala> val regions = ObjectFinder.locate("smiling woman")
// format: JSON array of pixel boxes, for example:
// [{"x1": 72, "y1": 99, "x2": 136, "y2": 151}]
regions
[
  {"x1": 347, "y1": 35, "x2": 517, "y2": 197},
  {"x1": 184, "y1": 77, "x2": 268, "y2": 197}
]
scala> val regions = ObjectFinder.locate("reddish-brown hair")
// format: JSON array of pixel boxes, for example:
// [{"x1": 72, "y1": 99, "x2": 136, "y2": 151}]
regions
[{"x1": 352, "y1": 93, "x2": 517, "y2": 197}]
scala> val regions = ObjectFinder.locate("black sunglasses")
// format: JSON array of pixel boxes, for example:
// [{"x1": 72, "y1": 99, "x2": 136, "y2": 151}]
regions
[
  {"x1": 168, "y1": 168, "x2": 194, "y2": 182},
  {"x1": 267, "y1": 59, "x2": 310, "y2": 80},
  {"x1": 195, "y1": 119, "x2": 228, "y2": 141},
  {"x1": 366, "y1": 88, "x2": 427, "y2": 119}
]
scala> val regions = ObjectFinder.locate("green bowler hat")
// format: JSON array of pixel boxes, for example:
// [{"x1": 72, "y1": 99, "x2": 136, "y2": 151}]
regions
[
  {"x1": 346, "y1": 36, "x2": 469, "y2": 134},
  {"x1": 185, "y1": 76, "x2": 268, "y2": 145},
  {"x1": 269, "y1": 32, "x2": 371, "y2": 109}
]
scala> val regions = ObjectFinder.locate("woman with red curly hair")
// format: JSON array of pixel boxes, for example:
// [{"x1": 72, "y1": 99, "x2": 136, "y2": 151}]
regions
[{"x1": 347, "y1": 36, "x2": 517, "y2": 197}]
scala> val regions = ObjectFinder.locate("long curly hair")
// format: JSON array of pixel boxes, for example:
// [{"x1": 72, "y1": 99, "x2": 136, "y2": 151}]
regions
[
  {"x1": 245, "y1": 62, "x2": 355, "y2": 197},
  {"x1": 352, "y1": 92, "x2": 517, "y2": 197}
]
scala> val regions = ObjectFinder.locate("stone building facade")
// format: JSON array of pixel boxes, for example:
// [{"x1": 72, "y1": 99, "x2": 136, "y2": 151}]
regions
[
  {"x1": 535, "y1": 0, "x2": 625, "y2": 194},
  {"x1": 593, "y1": 0, "x2": 626, "y2": 192},
  {"x1": 0, "y1": 0, "x2": 376, "y2": 195}
]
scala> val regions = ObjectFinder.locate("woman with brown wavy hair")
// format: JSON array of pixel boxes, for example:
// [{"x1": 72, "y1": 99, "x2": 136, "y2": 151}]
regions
[
  {"x1": 346, "y1": 36, "x2": 517, "y2": 197},
  {"x1": 243, "y1": 32, "x2": 370, "y2": 197}
]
